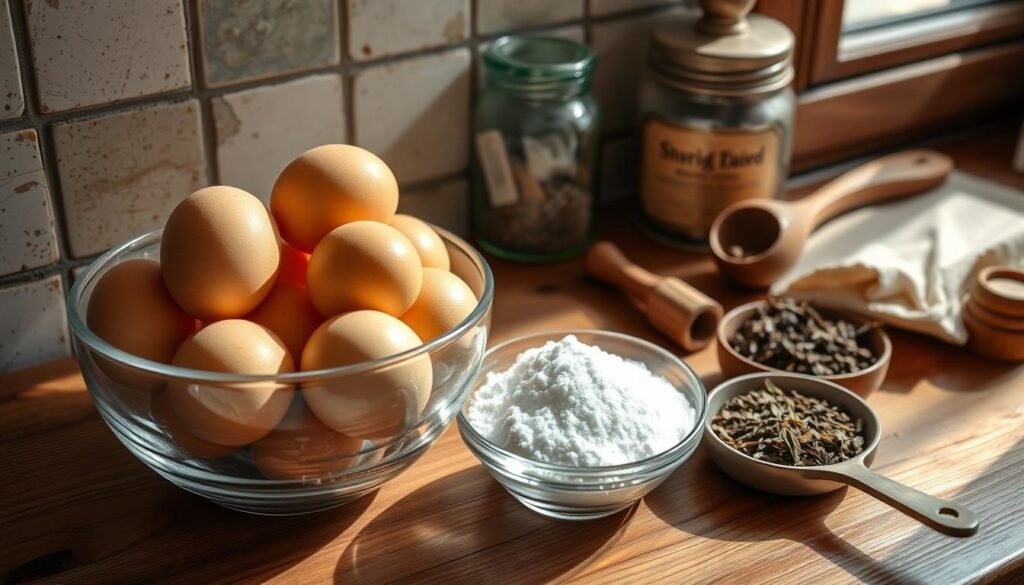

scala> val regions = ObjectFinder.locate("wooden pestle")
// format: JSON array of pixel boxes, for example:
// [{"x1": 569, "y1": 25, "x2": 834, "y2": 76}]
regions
[{"x1": 585, "y1": 241, "x2": 723, "y2": 352}]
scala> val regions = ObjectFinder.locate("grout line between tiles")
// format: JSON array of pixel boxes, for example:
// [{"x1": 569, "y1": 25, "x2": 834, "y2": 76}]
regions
[
  {"x1": 184, "y1": 0, "x2": 219, "y2": 186},
  {"x1": 4, "y1": 0, "x2": 76, "y2": 295},
  {"x1": 0, "y1": 0, "x2": 686, "y2": 295}
]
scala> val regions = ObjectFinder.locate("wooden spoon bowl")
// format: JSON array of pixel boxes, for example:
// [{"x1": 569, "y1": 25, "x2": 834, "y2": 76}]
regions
[
  {"x1": 710, "y1": 150, "x2": 953, "y2": 289},
  {"x1": 716, "y1": 300, "x2": 891, "y2": 398}
]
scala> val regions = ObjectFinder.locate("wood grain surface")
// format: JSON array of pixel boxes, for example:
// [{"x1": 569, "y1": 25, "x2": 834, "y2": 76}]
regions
[{"x1": 1, "y1": 126, "x2": 1023, "y2": 585}]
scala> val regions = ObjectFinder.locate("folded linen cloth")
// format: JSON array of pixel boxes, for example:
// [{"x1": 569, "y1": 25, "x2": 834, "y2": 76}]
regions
[{"x1": 771, "y1": 171, "x2": 1024, "y2": 344}]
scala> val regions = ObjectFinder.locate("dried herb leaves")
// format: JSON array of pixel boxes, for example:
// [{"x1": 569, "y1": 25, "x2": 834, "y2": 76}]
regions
[
  {"x1": 729, "y1": 297, "x2": 879, "y2": 376},
  {"x1": 712, "y1": 379, "x2": 866, "y2": 466}
]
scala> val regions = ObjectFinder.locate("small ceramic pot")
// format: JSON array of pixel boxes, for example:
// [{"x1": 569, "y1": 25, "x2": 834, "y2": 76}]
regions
[{"x1": 716, "y1": 300, "x2": 892, "y2": 398}]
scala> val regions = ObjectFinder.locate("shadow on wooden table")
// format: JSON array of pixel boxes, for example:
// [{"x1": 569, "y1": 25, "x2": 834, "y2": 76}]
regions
[
  {"x1": 336, "y1": 466, "x2": 633, "y2": 584},
  {"x1": 881, "y1": 436, "x2": 1024, "y2": 584},
  {"x1": 877, "y1": 328, "x2": 1020, "y2": 395},
  {"x1": 645, "y1": 448, "x2": 922, "y2": 584}
]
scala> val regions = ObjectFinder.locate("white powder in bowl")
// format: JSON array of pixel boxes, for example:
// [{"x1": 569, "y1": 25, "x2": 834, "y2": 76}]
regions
[{"x1": 466, "y1": 335, "x2": 695, "y2": 467}]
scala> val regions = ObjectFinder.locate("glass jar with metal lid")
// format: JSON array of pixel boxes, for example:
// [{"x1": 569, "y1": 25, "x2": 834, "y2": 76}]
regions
[
  {"x1": 472, "y1": 35, "x2": 600, "y2": 262},
  {"x1": 638, "y1": 0, "x2": 795, "y2": 245}
]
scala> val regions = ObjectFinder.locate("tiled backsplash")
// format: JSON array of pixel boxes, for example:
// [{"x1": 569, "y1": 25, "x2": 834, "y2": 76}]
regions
[{"x1": 0, "y1": 0, "x2": 689, "y2": 372}]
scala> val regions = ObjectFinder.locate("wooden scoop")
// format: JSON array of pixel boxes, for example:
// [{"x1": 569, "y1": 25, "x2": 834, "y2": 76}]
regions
[
  {"x1": 710, "y1": 150, "x2": 954, "y2": 289},
  {"x1": 585, "y1": 241, "x2": 723, "y2": 352}
]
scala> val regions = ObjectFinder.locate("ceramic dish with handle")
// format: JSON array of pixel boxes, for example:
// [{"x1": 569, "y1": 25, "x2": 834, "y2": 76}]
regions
[
  {"x1": 458, "y1": 330, "x2": 707, "y2": 521},
  {"x1": 717, "y1": 300, "x2": 891, "y2": 398},
  {"x1": 705, "y1": 373, "x2": 979, "y2": 537}
]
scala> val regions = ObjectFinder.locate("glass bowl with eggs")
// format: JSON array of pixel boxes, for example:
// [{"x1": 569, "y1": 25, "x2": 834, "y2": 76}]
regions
[{"x1": 67, "y1": 145, "x2": 494, "y2": 515}]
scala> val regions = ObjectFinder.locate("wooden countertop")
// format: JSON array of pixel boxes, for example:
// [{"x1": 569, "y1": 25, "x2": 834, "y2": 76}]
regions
[{"x1": 2, "y1": 125, "x2": 1023, "y2": 585}]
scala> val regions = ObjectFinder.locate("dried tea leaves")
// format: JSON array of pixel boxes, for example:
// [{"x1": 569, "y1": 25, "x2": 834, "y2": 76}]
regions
[
  {"x1": 729, "y1": 297, "x2": 879, "y2": 376},
  {"x1": 712, "y1": 379, "x2": 866, "y2": 466}
]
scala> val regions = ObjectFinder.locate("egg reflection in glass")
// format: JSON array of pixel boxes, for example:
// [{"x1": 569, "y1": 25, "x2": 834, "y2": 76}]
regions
[
  {"x1": 252, "y1": 397, "x2": 364, "y2": 481},
  {"x1": 301, "y1": 310, "x2": 432, "y2": 439},
  {"x1": 151, "y1": 388, "x2": 237, "y2": 460},
  {"x1": 170, "y1": 320, "x2": 295, "y2": 446}
]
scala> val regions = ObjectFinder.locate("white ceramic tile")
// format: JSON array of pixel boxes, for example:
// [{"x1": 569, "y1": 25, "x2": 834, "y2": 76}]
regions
[
  {"x1": 590, "y1": 0, "x2": 683, "y2": 17},
  {"x1": 348, "y1": 0, "x2": 468, "y2": 61},
  {"x1": 0, "y1": 275, "x2": 70, "y2": 372},
  {"x1": 600, "y1": 136, "x2": 638, "y2": 202},
  {"x1": 354, "y1": 49, "x2": 471, "y2": 184},
  {"x1": 53, "y1": 100, "x2": 207, "y2": 257},
  {"x1": 591, "y1": 7, "x2": 684, "y2": 132},
  {"x1": 477, "y1": 0, "x2": 583, "y2": 35},
  {"x1": 476, "y1": 25, "x2": 587, "y2": 90},
  {"x1": 199, "y1": 0, "x2": 339, "y2": 87},
  {"x1": 0, "y1": 3, "x2": 24, "y2": 119},
  {"x1": 213, "y1": 74, "x2": 346, "y2": 203},
  {"x1": 25, "y1": 0, "x2": 191, "y2": 113},
  {"x1": 398, "y1": 179, "x2": 469, "y2": 236},
  {"x1": 0, "y1": 129, "x2": 59, "y2": 276}
]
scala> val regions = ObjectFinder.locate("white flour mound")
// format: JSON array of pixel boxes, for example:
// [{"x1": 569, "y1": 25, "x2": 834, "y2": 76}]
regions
[{"x1": 466, "y1": 335, "x2": 695, "y2": 467}]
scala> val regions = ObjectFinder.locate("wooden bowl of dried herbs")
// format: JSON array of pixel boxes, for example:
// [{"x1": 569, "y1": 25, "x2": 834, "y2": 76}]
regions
[{"x1": 716, "y1": 298, "x2": 891, "y2": 398}]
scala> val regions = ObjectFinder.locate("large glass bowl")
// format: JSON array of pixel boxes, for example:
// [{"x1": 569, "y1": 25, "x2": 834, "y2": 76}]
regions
[
  {"x1": 457, "y1": 330, "x2": 707, "y2": 520},
  {"x1": 68, "y1": 227, "x2": 493, "y2": 515}
]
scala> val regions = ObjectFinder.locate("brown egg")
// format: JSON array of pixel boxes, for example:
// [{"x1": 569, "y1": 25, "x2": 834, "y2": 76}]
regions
[
  {"x1": 161, "y1": 186, "x2": 280, "y2": 322},
  {"x1": 151, "y1": 388, "x2": 237, "y2": 459},
  {"x1": 307, "y1": 221, "x2": 423, "y2": 318},
  {"x1": 244, "y1": 279, "x2": 323, "y2": 361},
  {"x1": 401, "y1": 268, "x2": 478, "y2": 343},
  {"x1": 302, "y1": 311, "x2": 432, "y2": 438},
  {"x1": 251, "y1": 397, "x2": 363, "y2": 480},
  {"x1": 271, "y1": 145, "x2": 399, "y2": 252},
  {"x1": 278, "y1": 242, "x2": 310, "y2": 287},
  {"x1": 389, "y1": 214, "x2": 450, "y2": 270},
  {"x1": 170, "y1": 319, "x2": 295, "y2": 446},
  {"x1": 87, "y1": 258, "x2": 195, "y2": 389}
]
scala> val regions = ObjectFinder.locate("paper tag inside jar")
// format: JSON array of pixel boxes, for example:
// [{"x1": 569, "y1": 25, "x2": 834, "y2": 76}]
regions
[
  {"x1": 475, "y1": 130, "x2": 519, "y2": 207},
  {"x1": 640, "y1": 118, "x2": 781, "y2": 240}
]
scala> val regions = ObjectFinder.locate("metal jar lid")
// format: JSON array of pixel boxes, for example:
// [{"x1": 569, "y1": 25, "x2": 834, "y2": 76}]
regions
[{"x1": 648, "y1": 0, "x2": 794, "y2": 97}]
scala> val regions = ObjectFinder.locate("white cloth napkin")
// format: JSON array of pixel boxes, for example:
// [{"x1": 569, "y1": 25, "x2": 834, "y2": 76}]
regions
[{"x1": 771, "y1": 171, "x2": 1024, "y2": 344}]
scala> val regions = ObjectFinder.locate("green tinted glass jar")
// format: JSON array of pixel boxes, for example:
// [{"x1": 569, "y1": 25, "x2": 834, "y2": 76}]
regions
[{"x1": 472, "y1": 35, "x2": 600, "y2": 262}]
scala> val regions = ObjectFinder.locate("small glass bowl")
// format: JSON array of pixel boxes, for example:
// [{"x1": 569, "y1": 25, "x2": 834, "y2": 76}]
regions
[
  {"x1": 457, "y1": 330, "x2": 707, "y2": 520},
  {"x1": 68, "y1": 227, "x2": 493, "y2": 515}
]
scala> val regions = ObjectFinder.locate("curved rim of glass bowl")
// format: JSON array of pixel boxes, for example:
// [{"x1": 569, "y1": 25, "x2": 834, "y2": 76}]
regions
[
  {"x1": 67, "y1": 225, "x2": 495, "y2": 384},
  {"x1": 457, "y1": 329, "x2": 708, "y2": 482}
]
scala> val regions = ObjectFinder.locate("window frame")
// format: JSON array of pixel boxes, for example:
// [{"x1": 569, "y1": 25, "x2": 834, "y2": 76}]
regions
[
  {"x1": 808, "y1": 0, "x2": 1024, "y2": 84},
  {"x1": 754, "y1": 0, "x2": 1024, "y2": 171}
]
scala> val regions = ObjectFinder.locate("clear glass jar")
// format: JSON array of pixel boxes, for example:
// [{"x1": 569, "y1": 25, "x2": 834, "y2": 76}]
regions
[
  {"x1": 472, "y1": 35, "x2": 601, "y2": 262},
  {"x1": 637, "y1": 79, "x2": 795, "y2": 244},
  {"x1": 635, "y1": 1, "x2": 796, "y2": 245}
]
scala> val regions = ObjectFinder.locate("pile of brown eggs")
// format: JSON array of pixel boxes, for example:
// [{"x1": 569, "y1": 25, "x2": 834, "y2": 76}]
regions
[{"x1": 86, "y1": 145, "x2": 478, "y2": 479}]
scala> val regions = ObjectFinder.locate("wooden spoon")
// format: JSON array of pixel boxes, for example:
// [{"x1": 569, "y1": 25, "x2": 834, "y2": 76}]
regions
[{"x1": 709, "y1": 150, "x2": 954, "y2": 289}]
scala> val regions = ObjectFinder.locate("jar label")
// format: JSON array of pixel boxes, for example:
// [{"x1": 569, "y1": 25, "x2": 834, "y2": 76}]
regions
[
  {"x1": 640, "y1": 118, "x2": 781, "y2": 240},
  {"x1": 475, "y1": 129, "x2": 520, "y2": 207}
]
